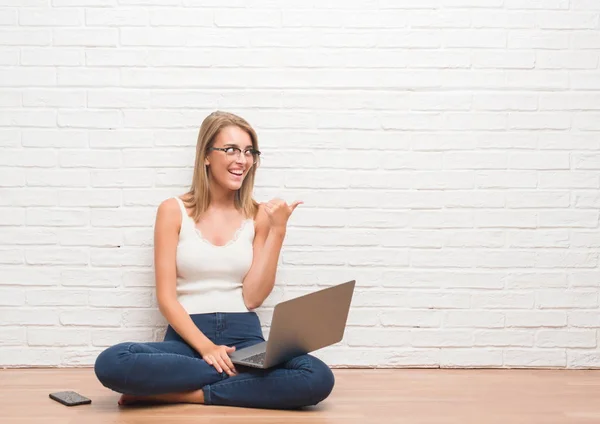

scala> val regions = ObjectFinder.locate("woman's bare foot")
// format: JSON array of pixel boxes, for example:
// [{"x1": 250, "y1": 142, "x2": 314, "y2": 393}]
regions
[
  {"x1": 118, "y1": 389, "x2": 205, "y2": 406},
  {"x1": 118, "y1": 394, "x2": 139, "y2": 405}
]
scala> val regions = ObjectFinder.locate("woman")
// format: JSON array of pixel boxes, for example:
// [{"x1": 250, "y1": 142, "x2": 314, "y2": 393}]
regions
[{"x1": 93, "y1": 111, "x2": 335, "y2": 410}]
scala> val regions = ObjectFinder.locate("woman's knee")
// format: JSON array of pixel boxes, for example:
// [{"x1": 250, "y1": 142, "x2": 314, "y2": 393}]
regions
[
  {"x1": 94, "y1": 342, "x2": 136, "y2": 391},
  {"x1": 307, "y1": 356, "x2": 335, "y2": 405},
  {"x1": 289, "y1": 355, "x2": 335, "y2": 406}
]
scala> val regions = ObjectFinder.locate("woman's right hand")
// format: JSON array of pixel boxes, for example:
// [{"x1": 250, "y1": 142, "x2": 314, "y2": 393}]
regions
[{"x1": 201, "y1": 343, "x2": 237, "y2": 376}]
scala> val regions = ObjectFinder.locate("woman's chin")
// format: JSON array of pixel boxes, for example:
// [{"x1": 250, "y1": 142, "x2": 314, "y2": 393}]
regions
[
  {"x1": 213, "y1": 174, "x2": 244, "y2": 192},
  {"x1": 226, "y1": 180, "x2": 243, "y2": 191}
]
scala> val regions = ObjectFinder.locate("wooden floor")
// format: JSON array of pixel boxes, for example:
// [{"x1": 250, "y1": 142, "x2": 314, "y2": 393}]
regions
[{"x1": 1, "y1": 368, "x2": 599, "y2": 423}]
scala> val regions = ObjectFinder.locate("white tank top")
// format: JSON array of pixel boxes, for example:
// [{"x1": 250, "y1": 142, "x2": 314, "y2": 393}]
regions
[{"x1": 172, "y1": 196, "x2": 254, "y2": 314}]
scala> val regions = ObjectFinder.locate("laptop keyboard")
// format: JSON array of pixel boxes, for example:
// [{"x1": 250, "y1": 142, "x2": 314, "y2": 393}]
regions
[{"x1": 241, "y1": 352, "x2": 266, "y2": 365}]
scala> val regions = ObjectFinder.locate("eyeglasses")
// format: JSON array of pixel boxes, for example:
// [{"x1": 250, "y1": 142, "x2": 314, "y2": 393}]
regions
[{"x1": 208, "y1": 146, "x2": 261, "y2": 165}]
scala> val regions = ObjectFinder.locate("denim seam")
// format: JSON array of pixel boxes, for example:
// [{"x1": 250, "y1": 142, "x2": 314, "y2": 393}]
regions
[
  {"x1": 122, "y1": 343, "x2": 139, "y2": 389},
  {"x1": 302, "y1": 358, "x2": 315, "y2": 405},
  {"x1": 126, "y1": 350, "x2": 203, "y2": 361},
  {"x1": 205, "y1": 358, "x2": 315, "y2": 404},
  {"x1": 203, "y1": 385, "x2": 212, "y2": 405},
  {"x1": 207, "y1": 372, "x2": 305, "y2": 393},
  {"x1": 304, "y1": 360, "x2": 314, "y2": 404}
]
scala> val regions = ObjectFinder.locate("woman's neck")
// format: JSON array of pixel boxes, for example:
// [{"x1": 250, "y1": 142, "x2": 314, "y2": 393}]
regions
[{"x1": 208, "y1": 188, "x2": 239, "y2": 214}]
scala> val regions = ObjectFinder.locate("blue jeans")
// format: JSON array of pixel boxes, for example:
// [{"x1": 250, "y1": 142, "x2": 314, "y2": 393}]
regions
[{"x1": 94, "y1": 312, "x2": 335, "y2": 410}]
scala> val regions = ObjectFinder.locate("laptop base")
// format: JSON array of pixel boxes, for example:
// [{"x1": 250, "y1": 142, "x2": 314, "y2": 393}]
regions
[{"x1": 230, "y1": 341, "x2": 269, "y2": 368}]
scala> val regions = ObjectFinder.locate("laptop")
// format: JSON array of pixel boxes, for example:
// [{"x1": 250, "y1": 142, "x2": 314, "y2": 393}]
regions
[{"x1": 230, "y1": 280, "x2": 356, "y2": 369}]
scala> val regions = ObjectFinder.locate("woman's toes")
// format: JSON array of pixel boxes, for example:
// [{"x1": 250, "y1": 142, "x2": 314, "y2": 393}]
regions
[{"x1": 118, "y1": 394, "x2": 137, "y2": 405}]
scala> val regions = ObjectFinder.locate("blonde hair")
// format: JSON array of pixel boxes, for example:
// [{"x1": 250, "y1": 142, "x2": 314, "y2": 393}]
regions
[{"x1": 181, "y1": 111, "x2": 260, "y2": 222}]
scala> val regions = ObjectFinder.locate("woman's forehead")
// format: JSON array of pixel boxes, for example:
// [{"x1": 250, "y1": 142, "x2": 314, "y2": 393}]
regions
[{"x1": 215, "y1": 126, "x2": 253, "y2": 147}]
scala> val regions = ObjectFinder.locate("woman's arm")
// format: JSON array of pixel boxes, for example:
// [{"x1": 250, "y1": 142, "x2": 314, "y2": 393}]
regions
[
  {"x1": 242, "y1": 199, "x2": 302, "y2": 310},
  {"x1": 153, "y1": 198, "x2": 213, "y2": 355},
  {"x1": 242, "y1": 203, "x2": 285, "y2": 309}
]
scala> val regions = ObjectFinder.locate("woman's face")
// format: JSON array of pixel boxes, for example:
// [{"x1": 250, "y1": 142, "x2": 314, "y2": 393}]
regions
[{"x1": 205, "y1": 125, "x2": 254, "y2": 192}]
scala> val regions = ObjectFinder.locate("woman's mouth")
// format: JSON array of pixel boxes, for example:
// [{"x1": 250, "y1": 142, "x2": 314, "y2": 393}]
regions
[{"x1": 229, "y1": 169, "x2": 243, "y2": 179}]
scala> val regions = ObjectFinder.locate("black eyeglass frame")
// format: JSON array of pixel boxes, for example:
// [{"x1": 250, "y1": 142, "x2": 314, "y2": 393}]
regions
[{"x1": 207, "y1": 146, "x2": 261, "y2": 164}]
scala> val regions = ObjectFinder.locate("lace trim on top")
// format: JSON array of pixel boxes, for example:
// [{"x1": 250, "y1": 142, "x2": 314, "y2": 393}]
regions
[
  {"x1": 192, "y1": 218, "x2": 253, "y2": 248},
  {"x1": 175, "y1": 196, "x2": 253, "y2": 248}
]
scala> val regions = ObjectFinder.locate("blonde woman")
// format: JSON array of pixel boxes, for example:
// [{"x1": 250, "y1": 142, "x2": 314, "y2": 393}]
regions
[{"x1": 94, "y1": 111, "x2": 335, "y2": 409}]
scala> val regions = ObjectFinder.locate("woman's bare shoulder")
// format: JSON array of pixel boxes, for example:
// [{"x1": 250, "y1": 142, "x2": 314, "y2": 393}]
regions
[{"x1": 156, "y1": 197, "x2": 183, "y2": 227}]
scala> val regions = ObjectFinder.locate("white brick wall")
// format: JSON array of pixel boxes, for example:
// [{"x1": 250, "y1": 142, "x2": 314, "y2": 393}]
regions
[{"x1": 1, "y1": 0, "x2": 599, "y2": 369}]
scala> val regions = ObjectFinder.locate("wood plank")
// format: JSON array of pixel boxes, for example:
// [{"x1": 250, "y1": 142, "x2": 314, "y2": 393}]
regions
[{"x1": 1, "y1": 368, "x2": 599, "y2": 423}]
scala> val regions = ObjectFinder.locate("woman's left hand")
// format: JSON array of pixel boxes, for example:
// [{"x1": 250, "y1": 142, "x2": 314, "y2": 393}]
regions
[{"x1": 263, "y1": 198, "x2": 303, "y2": 230}]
